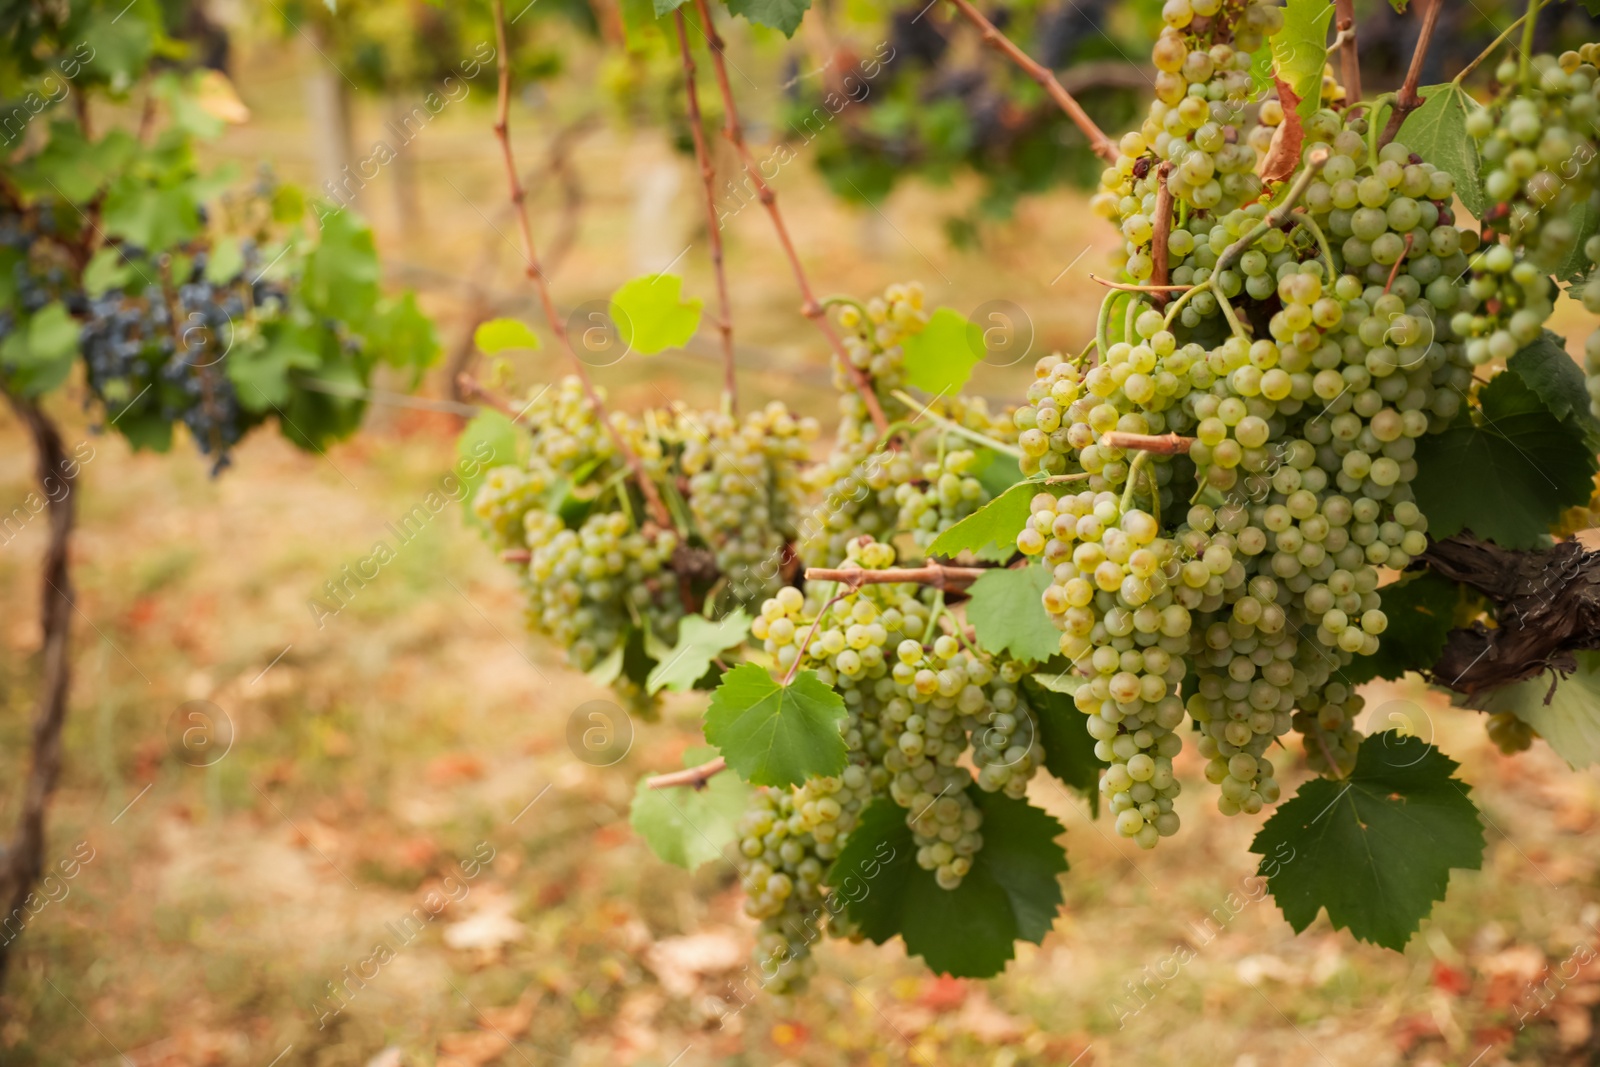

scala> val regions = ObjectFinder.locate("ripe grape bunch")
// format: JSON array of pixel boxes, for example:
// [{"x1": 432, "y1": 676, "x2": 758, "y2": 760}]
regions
[{"x1": 461, "y1": 0, "x2": 1600, "y2": 1001}]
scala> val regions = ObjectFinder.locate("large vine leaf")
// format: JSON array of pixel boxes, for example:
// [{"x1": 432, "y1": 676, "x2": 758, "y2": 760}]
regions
[
  {"x1": 630, "y1": 746, "x2": 751, "y2": 870},
  {"x1": 927, "y1": 481, "x2": 1047, "y2": 563},
  {"x1": 1472, "y1": 651, "x2": 1600, "y2": 769},
  {"x1": 1, "y1": 302, "x2": 80, "y2": 397},
  {"x1": 902, "y1": 307, "x2": 984, "y2": 396},
  {"x1": 829, "y1": 789, "x2": 1067, "y2": 977},
  {"x1": 704, "y1": 664, "x2": 847, "y2": 787},
  {"x1": 1554, "y1": 194, "x2": 1600, "y2": 283},
  {"x1": 1396, "y1": 84, "x2": 1486, "y2": 218},
  {"x1": 1270, "y1": 0, "x2": 1334, "y2": 124},
  {"x1": 302, "y1": 209, "x2": 381, "y2": 328},
  {"x1": 1250, "y1": 732, "x2": 1484, "y2": 950},
  {"x1": 724, "y1": 0, "x2": 811, "y2": 37},
  {"x1": 1343, "y1": 571, "x2": 1460, "y2": 685},
  {"x1": 611, "y1": 273, "x2": 703, "y2": 356},
  {"x1": 1411, "y1": 371, "x2": 1598, "y2": 549},
  {"x1": 966, "y1": 565, "x2": 1059, "y2": 665},
  {"x1": 1022, "y1": 676, "x2": 1106, "y2": 815},
  {"x1": 647, "y1": 611, "x2": 751, "y2": 694},
  {"x1": 1506, "y1": 331, "x2": 1600, "y2": 434}
]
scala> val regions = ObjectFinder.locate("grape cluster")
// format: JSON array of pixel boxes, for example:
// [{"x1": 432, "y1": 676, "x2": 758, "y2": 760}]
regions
[
  {"x1": 799, "y1": 444, "x2": 915, "y2": 567},
  {"x1": 1093, "y1": 1, "x2": 1292, "y2": 282},
  {"x1": 678, "y1": 401, "x2": 818, "y2": 606},
  {"x1": 82, "y1": 249, "x2": 293, "y2": 473},
  {"x1": 735, "y1": 788, "x2": 829, "y2": 996},
  {"x1": 893, "y1": 448, "x2": 989, "y2": 550},
  {"x1": 521, "y1": 509, "x2": 683, "y2": 672},
  {"x1": 1021, "y1": 489, "x2": 1191, "y2": 845},
  {"x1": 473, "y1": 461, "x2": 554, "y2": 549},
  {"x1": 831, "y1": 282, "x2": 929, "y2": 442},
  {"x1": 1457, "y1": 49, "x2": 1600, "y2": 365},
  {"x1": 1019, "y1": 28, "x2": 1479, "y2": 826}
]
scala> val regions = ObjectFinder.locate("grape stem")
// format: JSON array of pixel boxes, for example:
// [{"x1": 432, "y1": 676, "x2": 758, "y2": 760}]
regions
[
  {"x1": 1378, "y1": 0, "x2": 1443, "y2": 149},
  {"x1": 1149, "y1": 161, "x2": 1176, "y2": 307},
  {"x1": 923, "y1": 588, "x2": 947, "y2": 644},
  {"x1": 888, "y1": 389, "x2": 1024, "y2": 460},
  {"x1": 694, "y1": 0, "x2": 889, "y2": 435},
  {"x1": 501, "y1": 548, "x2": 532, "y2": 563},
  {"x1": 1215, "y1": 149, "x2": 1330, "y2": 275},
  {"x1": 1453, "y1": 12, "x2": 1531, "y2": 86},
  {"x1": 1383, "y1": 233, "x2": 1417, "y2": 294},
  {"x1": 488, "y1": 0, "x2": 674, "y2": 529},
  {"x1": 1310, "y1": 725, "x2": 1349, "y2": 781},
  {"x1": 1291, "y1": 214, "x2": 1338, "y2": 280},
  {"x1": 944, "y1": 0, "x2": 1117, "y2": 163},
  {"x1": 782, "y1": 584, "x2": 857, "y2": 685},
  {"x1": 1519, "y1": 0, "x2": 1543, "y2": 86},
  {"x1": 1333, "y1": 0, "x2": 1362, "y2": 107},
  {"x1": 1119, "y1": 451, "x2": 1153, "y2": 515},
  {"x1": 1088, "y1": 276, "x2": 1193, "y2": 294},
  {"x1": 1100, "y1": 431, "x2": 1193, "y2": 455},
  {"x1": 674, "y1": 9, "x2": 737, "y2": 416},
  {"x1": 647, "y1": 755, "x2": 727, "y2": 790},
  {"x1": 1097, "y1": 290, "x2": 1120, "y2": 358},
  {"x1": 803, "y1": 564, "x2": 991, "y2": 592},
  {"x1": 457, "y1": 373, "x2": 530, "y2": 424}
]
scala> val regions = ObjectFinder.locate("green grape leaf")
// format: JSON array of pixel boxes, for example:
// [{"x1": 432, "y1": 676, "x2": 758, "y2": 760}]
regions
[
  {"x1": 1271, "y1": 0, "x2": 1334, "y2": 124},
  {"x1": 456, "y1": 410, "x2": 525, "y2": 523},
  {"x1": 630, "y1": 746, "x2": 751, "y2": 869},
  {"x1": 1553, "y1": 194, "x2": 1600, "y2": 283},
  {"x1": 474, "y1": 317, "x2": 542, "y2": 355},
  {"x1": 1506, "y1": 331, "x2": 1600, "y2": 434},
  {"x1": 926, "y1": 481, "x2": 1039, "y2": 563},
  {"x1": 1395, "y1": 83, "x2": 1486, "y2": 218},
  {"x1": 1250, "y1": 732, "x2": 1484, "y2": 950},
  {"x1": 966, "y1": 566, "x2": 1059, "y2": 665},
  {"x1": 227, "y1": 325, "x2": 320, "y2": 412},
  {"x1": 652, "y1": 0, "x2": 692, "y2": 14},
  {"x1": 1471, "y1": 651, "x2": 1600, "y2": 770},
  {"x1": 971, "y1": 448, "x2": 1024, "y2": 500},
  {"x1": 724, "y1": 0, "x2": 811, "y2": 37},
  {"x1": 83, "y1": 248, "x2": 136, "y2": 298},
  {"x1": 369, "y1": 293, "x2": 440, "y2": 384},
  {"x1": 204, "y1": 237, "x2": 245, "y2": 285},
  {"x1": 1411, "y1": 371, "x2": 1598, "y2": 549},
  {"x1": 12, "y1": 125, "x2": 139, "y2": 205},
  {"x1": 302, "y1": 209, "x2": 381, "y2": 328},
  {"x1": 1584, "y1": 0, "x2": 1600, "y2": 18},
  {"x1": 829, "y1": 789, "x2": 1067, "y2": 978},
  {"x1": 1389, "y1": 0, "x2": 1410, "y2": 11},
  {"x1": 902, "y1": 307, "x2": 984, "y2": 396},
  {"x1": 82, "y1": 5, "x2": 158, "y2": 84},
  {"x1": 3, "y1": 302, "x2": 79, "y2": 397},
  {"x1": 647, "y1": 611, "x2": 752, "y2": 694},
  {"x1": 703, "y1": 664, "x2": 847, "y2": 787},
  {"x1": 1343, "y1": 571, "x2": 1460, "y2": 685},
  {"x1": 610, "y1": 274, "x2": 703, "y2": 356},
  {"x1": 1023, "y1": 676, "x2": 1106, "y2": 815},
  {"x1": 102, "y1": 179, "x2": 201, "y2": 252}
]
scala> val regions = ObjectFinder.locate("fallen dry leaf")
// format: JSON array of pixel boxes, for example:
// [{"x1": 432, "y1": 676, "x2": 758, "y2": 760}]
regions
[
  {"x1": 644, "y1": 930, "x2": 745, "y2": 998},
  {"x1": 437, "y1": 1029, "x2": 509, "y2": 1067},
  {"x1": 477, "y1": 988, "x2": 539, "y2": 1037}
]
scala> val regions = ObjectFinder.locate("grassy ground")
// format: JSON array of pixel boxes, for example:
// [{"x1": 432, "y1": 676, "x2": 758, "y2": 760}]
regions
[{"x1": 3, "y1": 22, "x2": 1600, "y2": 1067}]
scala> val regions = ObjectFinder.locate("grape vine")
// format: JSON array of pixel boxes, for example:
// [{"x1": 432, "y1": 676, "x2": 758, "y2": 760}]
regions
[{"x1": 462, "y1": 0, "x2": 1600, "y2": 991}]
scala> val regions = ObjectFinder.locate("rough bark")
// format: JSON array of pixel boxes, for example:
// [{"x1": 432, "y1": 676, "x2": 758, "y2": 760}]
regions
[
  {"x1": 0, "y1": 395, "x2": 77, "y2": 980},
  {"x1": 1423, "y1": 534, "x2": 1600, "y2": 697}
]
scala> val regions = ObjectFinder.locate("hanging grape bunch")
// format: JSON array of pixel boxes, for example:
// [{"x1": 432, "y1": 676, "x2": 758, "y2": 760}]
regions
[{"x1": 452, "y1": 0, "x2": 1600, "y2": 999}]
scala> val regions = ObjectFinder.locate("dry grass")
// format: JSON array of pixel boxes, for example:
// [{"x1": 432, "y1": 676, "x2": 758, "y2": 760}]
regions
[{"x1": 2, "y1": 25, "x2": 1599, "y2": 1067}]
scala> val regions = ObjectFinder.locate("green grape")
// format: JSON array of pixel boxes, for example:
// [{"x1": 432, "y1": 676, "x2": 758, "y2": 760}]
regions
[{"x1": 679, "y1": 400, "x2": 818, "y2": 606}]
